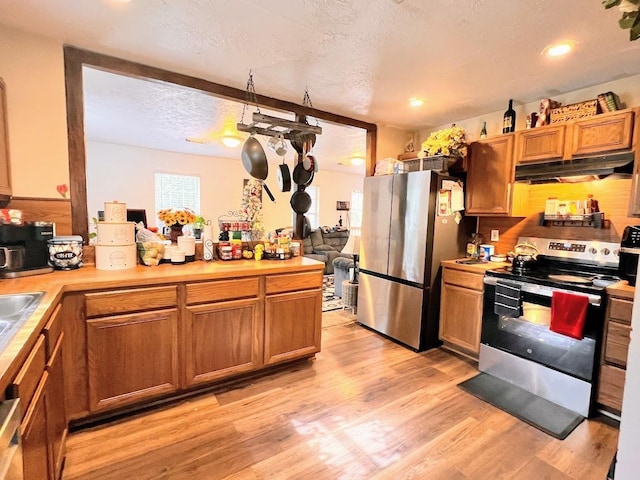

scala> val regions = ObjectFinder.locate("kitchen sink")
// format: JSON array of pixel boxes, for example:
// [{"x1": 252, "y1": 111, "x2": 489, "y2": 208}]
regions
[{"x1": 0, "y1": 292, "x2": 44, "y2": 352}]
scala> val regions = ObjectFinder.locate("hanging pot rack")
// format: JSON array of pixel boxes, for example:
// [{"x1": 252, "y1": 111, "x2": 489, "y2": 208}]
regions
[{"x1": 236, "y1": 72, "x2": 322, "y2": 139}]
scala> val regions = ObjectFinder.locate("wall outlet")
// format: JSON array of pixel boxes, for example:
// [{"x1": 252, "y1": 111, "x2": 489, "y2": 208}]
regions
[{"x1": 491, "y1": 230, "x2": 500, "y2": 242}]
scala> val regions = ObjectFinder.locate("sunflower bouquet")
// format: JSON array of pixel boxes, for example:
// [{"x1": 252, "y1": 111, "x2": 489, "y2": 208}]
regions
[
  {"x1": 420, "y1": 124, "x2": 468, "y2": 158},
  {"x1": 157, "y1": 208, "x2": 197, "y2": 227}
]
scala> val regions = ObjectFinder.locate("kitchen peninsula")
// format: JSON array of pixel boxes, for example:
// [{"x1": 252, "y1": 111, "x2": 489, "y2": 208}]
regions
[{"x1": 0, "y1": 257, "x2": 323, "y2": 480}]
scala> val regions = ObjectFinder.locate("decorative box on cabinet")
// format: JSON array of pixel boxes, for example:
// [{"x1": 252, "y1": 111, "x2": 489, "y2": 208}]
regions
[
  {"x1": 439, "y1": 265, "x2": 486, "y2": 360},
  {"x1": 597, "y1": 289, "x2": 633, "y2": 414}
]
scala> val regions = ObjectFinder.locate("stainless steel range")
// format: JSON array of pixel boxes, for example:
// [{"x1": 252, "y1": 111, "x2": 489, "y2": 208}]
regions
[{"x1": 480, "y1": 236, "x2": 620, "y2": 417}]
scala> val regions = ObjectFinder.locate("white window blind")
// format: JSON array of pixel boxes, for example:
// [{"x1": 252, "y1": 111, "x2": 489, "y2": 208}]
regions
[
  {"x1": 155, "y1": 172, "x2": 201, "y2": 227},
  {"x1": 350, "y1": 190, "x2": 363, "y2": 229}
]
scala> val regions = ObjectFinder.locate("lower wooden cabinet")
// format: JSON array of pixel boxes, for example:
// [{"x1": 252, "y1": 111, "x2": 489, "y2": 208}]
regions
[
  {"x1": 22, "y1": 371, "x2": 51, "y2": 480},
  {"x1": 184, "y1": 298, "x2": 262, "y2": 386},
  {"x1": 439, "y1": 265, "x2": 485, "y2": 359},
  {"x1": 597, "y1": 293, "x2": 633, "y2": 413},
  {"x1": 46, "y1": 335, "x2": 67, "y2": 479},
  {"x1": 264, "y1": 289, "x2": 322, "y2": 365},
  {"x1": 86, "y1": 309, "x2": 180, "y2": 411}
]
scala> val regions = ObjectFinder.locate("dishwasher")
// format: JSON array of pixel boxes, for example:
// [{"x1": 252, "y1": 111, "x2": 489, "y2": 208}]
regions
[{"x1": 0, "y1": 399, "x2": 22, "y2": 480}]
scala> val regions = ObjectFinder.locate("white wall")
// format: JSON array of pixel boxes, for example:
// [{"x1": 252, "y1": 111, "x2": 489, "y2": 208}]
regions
[
  {"x1": 86, "y1": 141, "x2": 363, "y2": 236},
  {"x1": 0, "y1": 25, "x2": 68, "y2": 197},
  {"x1": 417, "y1": 74, "x2": 640, "y2": 146}
]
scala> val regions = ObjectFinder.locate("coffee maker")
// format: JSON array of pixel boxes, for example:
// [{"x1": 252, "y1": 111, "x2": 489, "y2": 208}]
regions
[{"x1": 0, "y1": 222, "x2": 54, "y2": 277}]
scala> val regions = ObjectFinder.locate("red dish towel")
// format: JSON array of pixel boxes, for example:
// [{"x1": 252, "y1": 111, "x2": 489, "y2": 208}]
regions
[{"x1": 550, "y1": 291, "x2": 589, "y2": 340}]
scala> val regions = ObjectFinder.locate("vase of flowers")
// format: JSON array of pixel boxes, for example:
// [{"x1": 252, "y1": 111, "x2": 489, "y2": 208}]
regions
[
  {"x1": 418, "y1": 124, "x2": 468, "y2": 172},
  {"x1": 158, "y1": 208, "x2": 197, "y2": 243}
]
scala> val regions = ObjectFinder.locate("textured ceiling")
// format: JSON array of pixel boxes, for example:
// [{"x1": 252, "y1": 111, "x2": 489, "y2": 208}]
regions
[{"x1": 2, "y1": 0, "x2": 640, "y2": 169}]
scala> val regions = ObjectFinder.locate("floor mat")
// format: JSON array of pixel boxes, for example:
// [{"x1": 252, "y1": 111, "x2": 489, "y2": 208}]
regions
[
  {"x1": 322, "y1": 275, "x2": 343, "y2": 312},
  {"x1": 458, "y1": 372, "x2": 585, "y2": 440}
]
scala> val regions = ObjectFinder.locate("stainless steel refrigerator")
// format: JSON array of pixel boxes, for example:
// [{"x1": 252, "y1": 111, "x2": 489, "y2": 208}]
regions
[{"x1": 357, "y1": 170, "x2": 472, "y2": 351}]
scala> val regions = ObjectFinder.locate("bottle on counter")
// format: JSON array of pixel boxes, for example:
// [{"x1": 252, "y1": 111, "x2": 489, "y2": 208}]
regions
[
  {"x1": 466, "y1": 233, "x2": 483, "y2": 259},
  {"x1": 503, "y1": 99, "x2": 516, "y2": 133},
  {"x1": 480, "y1": 121, "x2": 487, "y2": 139},
  {"x1": 586, "y1": 194, "x2": 600, "y2": 213}
]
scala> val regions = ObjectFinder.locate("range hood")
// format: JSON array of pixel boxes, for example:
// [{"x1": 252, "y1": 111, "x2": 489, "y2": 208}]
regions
[{"x1": 515, "y1": 152, "x2": 635, "y2": 184}]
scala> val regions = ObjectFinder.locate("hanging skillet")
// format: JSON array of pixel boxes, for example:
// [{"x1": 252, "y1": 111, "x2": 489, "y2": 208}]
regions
[
  {"x1": 290, "y1": 189, "x2": 312, "y2": 214},
  {"x1": 292, "y1": 162, "x2": 314, "y2": 186},
  {"x1": 277, "y1": 157, "x2": 291, "y2": 192},
  {"x1": 241, "y1": 135, "x2": 275, "y2": 202}
]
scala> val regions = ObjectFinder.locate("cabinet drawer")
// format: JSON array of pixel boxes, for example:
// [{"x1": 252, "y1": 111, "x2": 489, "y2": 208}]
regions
[
  {"x1": 43, "y1": 303, "x2": 63, "y2": 360},
  {"x1": 266, "y1": 272, "x2": 323, "y2": 295},
  {"x1": 442, "y1": 268, "x2": 484, "y2": 291},
  {"x1": 597, "y1": 364, "x2": 626, "y2": 412},
  {"x1": 186, "y1": 277, "x2": 259, "y2": 304},
  {"x1": 85, "y1": 286, "x2": 178, "y2": 317},
  {"x1": 7, "y1": 335, "x2": 46, "y2": 416},
  {"x1": 604, "y1": 321, "x2": 631, "y2": 367},
  {"x1": 607, "y1": 297, "x2": 632, "y2": 325},
  {"x1": 571, "y1": 111, "x2": 634, "y2": 156}
]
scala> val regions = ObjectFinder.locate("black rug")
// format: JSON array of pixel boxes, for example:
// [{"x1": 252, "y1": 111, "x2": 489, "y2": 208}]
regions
[{"x1": 458, "y1": 372, "x2": 585, "y2": 440}]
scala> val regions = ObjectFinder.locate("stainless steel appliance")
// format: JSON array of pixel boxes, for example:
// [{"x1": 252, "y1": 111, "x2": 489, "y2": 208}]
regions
[
  {"x1": 0, "y1": 399, "x2": 23, "y2": 479},
  {"x1": 480, "y1": 236, "x2": 620, "y2": 417},
  {"x1": 0, "y1": 223, "x2": 54, "y2": 278},
  {"x1": 357, "y1": 170, "x2": 471, "y2": 351},
  {"x1": 619, "y1": 225, "x2": 640, "y2": 286}
]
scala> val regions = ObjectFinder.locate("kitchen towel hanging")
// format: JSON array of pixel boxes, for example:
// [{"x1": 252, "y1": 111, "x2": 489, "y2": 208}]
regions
[
  {"x1": 550, "y1": 291, "x2": 589, "y2": 340},
  {"x1": 494, "y1": 280, "x2": 523, "y2": 318}
]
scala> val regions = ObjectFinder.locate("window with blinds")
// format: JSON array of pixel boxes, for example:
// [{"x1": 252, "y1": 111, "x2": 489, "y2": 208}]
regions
[{"x1": 154, "y1": 172, "x2": 201, "y2": 228}]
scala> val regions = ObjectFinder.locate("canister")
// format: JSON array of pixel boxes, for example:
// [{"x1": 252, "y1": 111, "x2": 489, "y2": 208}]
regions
[
  {"x1": 96, "y1": 222, "x2": 135, "y2": 245},
  {"x1": 177, "y1": 236, "x2": 196, "y2": 262},
  {"x1": 95, "y1": 244, "x2": 137, "y2": 270},
  {"x1": 104, "y1": 201, "x2": 127, "y2": 223},
  {"x1": 48, "y1": 236, "x2": 84, "y2": 270},
  {"x1": 479, "y1": 244, "x2": 495, "y2": 261}
]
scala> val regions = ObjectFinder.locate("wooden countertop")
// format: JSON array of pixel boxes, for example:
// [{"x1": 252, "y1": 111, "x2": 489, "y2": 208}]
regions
[
  {"x1": 607, "y1": 281, "x2": 635, "y2": 300},
  {"x1": 441, "y1": 258, "x2": 510, "y2": 273},
  {"x1": 0, "y1": 257, "x2": 324, "y2": 394}
]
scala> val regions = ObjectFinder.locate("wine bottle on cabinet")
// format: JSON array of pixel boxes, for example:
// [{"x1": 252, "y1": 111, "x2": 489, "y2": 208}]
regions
[
  {"x1": 480, "y1": 121, "x2": 487, "y2": 139},
  {"x1": 502, "y1": 99, "x2": 516, "y2": 133}
]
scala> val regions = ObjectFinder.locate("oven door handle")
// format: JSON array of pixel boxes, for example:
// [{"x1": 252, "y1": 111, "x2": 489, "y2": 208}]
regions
[
  {"x1": 620, "y1": 246, "x2": 640, "y2": 255},
  {"x1": 483, "y1": 276, "x2": 602, "y2": 306}
]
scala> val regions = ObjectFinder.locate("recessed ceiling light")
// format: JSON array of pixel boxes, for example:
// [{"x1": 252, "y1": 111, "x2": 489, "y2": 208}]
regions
[
  {"x1": 221, "y1": 135, "x2": 242, "y2": 148},
  {"x1": 350, "y1": 157, "x2": 365, "y2": 166},
  {"x1": 409, "y1": 97, "x2": 424, "y2": 107},
  {"x1": 543, "y1": 41, "x2": 576, "y2": 57}
]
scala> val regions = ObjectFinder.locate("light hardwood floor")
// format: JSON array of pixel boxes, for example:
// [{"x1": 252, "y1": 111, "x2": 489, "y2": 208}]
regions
[{"x1": 62, "y1": 317, "x2": 618, "y2": 480}]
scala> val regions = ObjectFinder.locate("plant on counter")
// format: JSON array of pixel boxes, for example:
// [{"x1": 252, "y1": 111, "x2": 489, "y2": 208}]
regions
[
  {"x1": 419, "y1": 124, "x2": 468, "y2": 158},
  {"x1": 157, "y1": 207, "x2": 198, "y2": 227},
  {"x1": 603, "y1": 0, "x2": 640, "y2": 41}
]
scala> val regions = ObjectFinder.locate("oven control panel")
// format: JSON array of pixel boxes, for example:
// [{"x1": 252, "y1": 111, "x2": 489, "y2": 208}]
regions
[
  {"x1": 518, "y1": 237, "x2": 620, "y2": 267},
  {"x1": 548, "y1": 242, "x2": 586, "y2": 253}
]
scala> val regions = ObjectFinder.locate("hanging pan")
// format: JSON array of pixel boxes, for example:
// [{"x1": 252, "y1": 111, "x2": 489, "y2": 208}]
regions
[
  {"x1": 277, "y1": 157, "x2": 291, "y2": 192},
  {"x1": 241, "y1": 135, "x2": 275, "y2": 202},
  {"x1": 290, "y1": 189, "x2": 312, "y2": 214},
  {"x1": 292, "y1": 162, "x2": 314, "y2": 186}
]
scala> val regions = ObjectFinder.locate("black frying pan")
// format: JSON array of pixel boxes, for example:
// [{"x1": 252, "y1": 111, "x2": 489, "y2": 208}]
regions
[
  {"x1": 292, "y1": 162, "x2": 314, "y2": 186},
  {"x1": 277, "y1": 159, "x2": 291, "y2": 192},
  {"x1": 241, "y1": 136, "x2": 275, "y2": 202},
  {"x1": 290, "y1": 189, "x2": 312, "y2": 214}
]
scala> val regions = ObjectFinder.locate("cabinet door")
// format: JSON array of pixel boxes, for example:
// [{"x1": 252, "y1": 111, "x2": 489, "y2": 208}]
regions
[
  {"x1": 264, "y1": 289, "x2": 322, "y2": 365},
  {"x1": 22, "y1": 372, "x2": 52, "y2": 480},
  {"x1": 87, "y1": 309, "x2": 179, "y2": 412},
  {"x1": 0, "y1": 79, "x2": 11, "y2": 197},
  {"x1": 439, "y1": 281, "x2": 483, "y2": 356},
  {"x1": 46, "y1": 334, "x2": 67, "y2": 480},
  {"x1": 184, "y1": 298, "x2": 262, "y2": 387},
  {"x1": 516, "y1": 125, "x2": 566, "y2": 163},
  {"x1": 597, "y1": 364, "x2": 626, "y2": 412},
  {"x1": 571, "y1": 110, "x2": 634, "y2": 157},
  {"x1": 466, "y1": 134, "x2": 515, "y2": 216}
]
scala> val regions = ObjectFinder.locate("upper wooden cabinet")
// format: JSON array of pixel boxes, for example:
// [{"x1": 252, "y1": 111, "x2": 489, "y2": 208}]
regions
[
  {"x1": 0, "y1": 78, "x2": 12, "y2": 199},
  {"x1": 516, "y1": 125, "x2": 566, "y2": 163},
  {"x1": 466, "y1": 134, "x2": 527, "y2": 216},
  {"x1": 515, "y1": 109, "x2": 635, "y2": 164}
]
